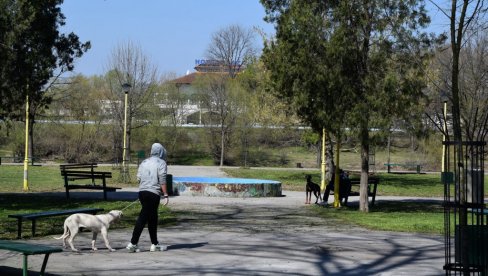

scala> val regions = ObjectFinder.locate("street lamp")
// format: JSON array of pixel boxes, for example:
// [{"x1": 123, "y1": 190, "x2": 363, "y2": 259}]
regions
[
  {"x1": 121, "y1": 83, "x2": 131, "y2": 182},
  {"x1": 440, "y1": 90, "x2": 448, "y2": 173},
  {"x1": 23, "y1": 94, "x2": 30, "y2": 191}
]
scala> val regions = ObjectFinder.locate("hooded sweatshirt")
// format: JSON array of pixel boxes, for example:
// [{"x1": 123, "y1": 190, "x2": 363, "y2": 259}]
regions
[{"x1": 136, "y1": 143, "x2": 167, "y2": 196}]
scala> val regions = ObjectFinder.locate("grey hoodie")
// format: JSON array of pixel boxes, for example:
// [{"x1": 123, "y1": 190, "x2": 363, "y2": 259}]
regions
[{"x1": 136, "y1": 143, "x2": 167, "y2": 195}]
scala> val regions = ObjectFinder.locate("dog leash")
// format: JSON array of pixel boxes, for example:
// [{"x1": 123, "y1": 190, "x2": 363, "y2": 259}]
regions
[{"x1": 121, "y1": 199, "x2": 140, "y2": 211}]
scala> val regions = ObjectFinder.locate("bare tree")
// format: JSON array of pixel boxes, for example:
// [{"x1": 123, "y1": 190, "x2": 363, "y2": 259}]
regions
[
  {"x1": 195, "y1": 73, "x2": 240, "y2": 166},
  {"x1": 105, "y1": 41, "x2": 158, "y2": 163},
  {"x1": 430, "y1": 31, "x2": 488, "y2": 141},
  {"x1": 428, "y1": 0, "x2": 488, "y2": 143},
  {"x1": 196, "y1": 25, "x2": 257, "y2": 166},
  {"x1": 206, "y1": 24, "x2": 256, "y2": 78}
]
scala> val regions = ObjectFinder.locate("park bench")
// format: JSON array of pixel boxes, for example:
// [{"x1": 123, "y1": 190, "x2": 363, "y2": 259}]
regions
[
  {"x1": 384, "y1": 163, "x2": 422, "y2": 174},
  {"x1": 60, "y1": 163, "x2": 120, "y2": 200},
  {"x1": 344, "y1": 177, "x2": 379, "y2": 206},
  {"x1": 8, "y1": 208, "x2": 104, "y2": 239},
  {"x1": 0, "y1": 240, "x2": 62, "y2": 276}
]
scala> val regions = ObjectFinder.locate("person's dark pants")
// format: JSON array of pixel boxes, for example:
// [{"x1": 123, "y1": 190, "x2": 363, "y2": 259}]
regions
[{"x1": 130, "y1": 191, "x2": 160, "y2": 245}]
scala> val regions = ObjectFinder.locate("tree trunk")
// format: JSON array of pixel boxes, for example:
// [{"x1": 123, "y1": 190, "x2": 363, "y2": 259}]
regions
[
  {"x1": 359, "y1": 123, "x2": 370, "y2": 212},
  {"x1": 28, "y1": 119, "x2": 34, "y2": 165},
  {"x1": 450, "y1": 2, "x2": 469, "y2": 272},
  {"x1": 220, "y1": 125, "x2": 225, "y2": 166},
  {"x1": 326, "y1": 135, "x2": 334, "y2": 181}
]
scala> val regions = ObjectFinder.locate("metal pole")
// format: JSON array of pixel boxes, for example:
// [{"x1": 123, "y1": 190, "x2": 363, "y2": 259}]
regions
[
  {"x1": 23, "y1": 95, "x2": 29, "y2": 191},
  {"x1": 122, "y1": 91, "x2": 128, "y2": 169},
  {"x1": 333, "y1": 139, "x2": 341, "y2": 208},
  {"x1": 442, "y1": 101, "x2": 447, "y2": 172}
]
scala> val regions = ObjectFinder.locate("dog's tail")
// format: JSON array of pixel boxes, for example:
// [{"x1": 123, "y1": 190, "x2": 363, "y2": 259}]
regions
[{"x1": 53, "y1": 221, "x2": 70, "y2": 240}]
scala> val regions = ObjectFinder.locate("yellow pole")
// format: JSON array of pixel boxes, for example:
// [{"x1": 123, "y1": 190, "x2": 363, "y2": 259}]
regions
[
  {"x1": 333, "y1": 139, "x2": 341, "y2": 208},
  {"x1": 23, "y1": 95, "x2": 29, "y2": 191},
  {"x1": 320, "y1": 128, "x2": 326, "y2": 191},
  {"x1": 441, "y1": 101, "x2": 447, "y2": 172},
  {"x1": 122, "y1": 91, "x2": 128, "y2": 168}
]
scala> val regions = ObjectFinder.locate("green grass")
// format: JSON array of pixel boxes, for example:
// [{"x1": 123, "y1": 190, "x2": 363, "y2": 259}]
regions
[
  {"x1": 312, "y1": 201, "x2": 444, "y2": 234},
  {"x1": 0, "y1": 165, "x2": 139, "y2": 193}
]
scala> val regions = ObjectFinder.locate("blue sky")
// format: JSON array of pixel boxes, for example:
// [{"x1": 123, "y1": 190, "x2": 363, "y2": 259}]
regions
[
  {"x1": 61, "y1": 0, "x2": 448, "y2": 78},
  {"x1": 60, "y1": 0, "x2": 275, "y2": 77}
]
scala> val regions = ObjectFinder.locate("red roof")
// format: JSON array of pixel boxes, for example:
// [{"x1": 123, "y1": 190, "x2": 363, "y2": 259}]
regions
[{"x1": 172, "y1": 72, "x2": 201, "y2": 85}]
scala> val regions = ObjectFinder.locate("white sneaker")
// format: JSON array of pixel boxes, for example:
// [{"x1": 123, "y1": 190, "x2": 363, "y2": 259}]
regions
[
  {"x1": 126, "y1": 243, "x2": 140, "y2": 253},
  {"x1": 150, "y1": 244, "x2": 167, "y2": 252}
]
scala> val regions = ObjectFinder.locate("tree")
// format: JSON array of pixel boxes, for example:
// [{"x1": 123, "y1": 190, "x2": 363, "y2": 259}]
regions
[
  {"x1": 426, "y1": 2, "x2": 488, "y2": 272},
  {"x1": 0, "y1": 0, "x2": 90, "y2": 121},
  {"x1": 0, "y1": 0, "x2": 89, "y2": 167},
  {"x1": 234, "y1": 59, "x2": 297, "y2": 167},
  {"x1": 199, "y1": 25, "x2": 257, "y2": 166},
  {"x1": 195, "y1": 73, "x2": 239, "y2": 166},
  {"x1": 48, "y1": 75, "x2": 112, "y2": 162},
  {"x1": 206, "y1": 24, "x2": 256, "y2": 78},
  {"x1": 427, "y1": 31, "x2": 488, "y2": 141},
  {"x1": 104, "y1": 41, "x2": 158, "y2": 163},
  {"x1": 262, "y1": 0, "x2": 434, "y2": 211}
]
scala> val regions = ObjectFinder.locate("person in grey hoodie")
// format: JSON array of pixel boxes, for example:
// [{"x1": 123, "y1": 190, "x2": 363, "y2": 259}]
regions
[{"x1": 127, "y1": 143, "x2": 169, "y2": 252}]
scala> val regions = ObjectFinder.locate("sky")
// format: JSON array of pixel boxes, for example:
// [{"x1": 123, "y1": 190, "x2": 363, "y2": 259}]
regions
[
  {"x1": 60, "y1": 0, "x2": 275, "y2": 78},
  {"x1": 60, "y1": 0, "x2": 449, "y2": 78}
]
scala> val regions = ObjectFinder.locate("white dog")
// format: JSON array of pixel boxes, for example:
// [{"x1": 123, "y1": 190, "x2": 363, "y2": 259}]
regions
[{"x1": 54, "y1": 210, "x2": 122, "y2": 252}]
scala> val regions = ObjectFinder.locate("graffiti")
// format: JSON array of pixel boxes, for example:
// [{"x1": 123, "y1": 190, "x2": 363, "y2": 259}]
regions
[{"x1": 173, "y1": 178, "x2": 282, "y2": 198}]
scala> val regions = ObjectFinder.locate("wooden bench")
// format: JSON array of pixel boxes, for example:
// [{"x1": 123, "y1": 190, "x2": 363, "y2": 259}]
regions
[
  {"x1": 60, "y1": 163, "x2": 120, "y2": 200},
  {"x1": 344, "y1": 177, "x2": 379, "y2": 206},
  {"x1": 0, "y1": 240, "x2": 62, "y2": 276},
  {"x1": 384, "y1": 163, "x2": 422, "y2": 174},
  {"x1": 8, "y1": 208, "x2": 104, "y2": 239}
]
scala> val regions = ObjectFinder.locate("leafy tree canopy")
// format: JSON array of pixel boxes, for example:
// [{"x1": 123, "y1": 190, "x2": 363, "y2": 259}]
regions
[
  {"x1": 0, "y1": 0, "x2": 90, "y2": 121},
  {"x1": 261, "y1": 0, "x2": 439, "y2": 136}
]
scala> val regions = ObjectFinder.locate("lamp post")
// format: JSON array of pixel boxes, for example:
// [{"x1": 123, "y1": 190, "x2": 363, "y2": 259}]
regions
[
  {"x1": 440, "y1": 91, "x2": 448, "y2": 173},
  {"x1": 121, "y1": 83, "x2": 131, "y2": 182},
  {"x1": 23, "y1": 94, "x2": 30, "y2": 191}
]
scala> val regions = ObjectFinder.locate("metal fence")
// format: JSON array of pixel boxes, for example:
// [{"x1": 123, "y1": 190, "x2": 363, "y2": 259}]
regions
[{"x1": 443, "y1": 141, "x2": 487, "y2": 275}]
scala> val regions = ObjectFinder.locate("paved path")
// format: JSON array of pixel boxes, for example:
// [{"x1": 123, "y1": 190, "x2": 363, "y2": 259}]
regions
[{"x1": 0, "y1": 166, "x2": 445, "y2": 275}]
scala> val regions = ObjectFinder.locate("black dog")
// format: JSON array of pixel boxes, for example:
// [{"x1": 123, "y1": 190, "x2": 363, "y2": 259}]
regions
[{"x1": 305, "y1": 175, "x2": 322, "y2": 204}]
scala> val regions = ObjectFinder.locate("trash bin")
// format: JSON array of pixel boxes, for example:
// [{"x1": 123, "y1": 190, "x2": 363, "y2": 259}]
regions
[{"x1": 166, "y1": 174, "x2": 174, "y2": 196}]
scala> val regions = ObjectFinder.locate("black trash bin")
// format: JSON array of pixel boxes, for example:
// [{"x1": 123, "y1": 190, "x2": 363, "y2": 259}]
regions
[{"x1": 166, "y1": 174, "x2": 174, "y2": 196}]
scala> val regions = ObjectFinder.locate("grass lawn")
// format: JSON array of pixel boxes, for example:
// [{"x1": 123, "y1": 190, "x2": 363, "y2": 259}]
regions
[
  {"x1": 0, "y1": 165, "x2": 139, "y2": 193},
  {"x1": 312, "y1": 201, "x2": 444, "y2": 234}
]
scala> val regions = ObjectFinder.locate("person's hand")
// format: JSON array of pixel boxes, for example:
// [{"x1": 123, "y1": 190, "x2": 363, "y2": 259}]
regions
[{"x1": 162, "y1": 195, "x2": 169, "y2": 206}]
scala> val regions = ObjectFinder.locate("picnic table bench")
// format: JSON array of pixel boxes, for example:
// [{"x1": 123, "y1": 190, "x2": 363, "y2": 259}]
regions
[
  {"x1": 60, "y1": 163, "x2": 120, "y2": 200},
  {"x1": 0, "y1": 240, "x2": 62, "y2": 276},
  {"x1": 8, "y1": 208, "x2": 104, "y2": 239},
  {"x1": 344, "y1": 177, "x2": 379, "y2": 206}
]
